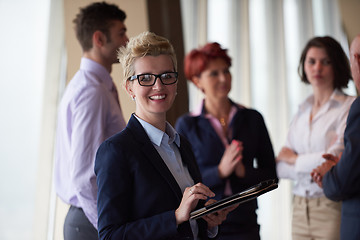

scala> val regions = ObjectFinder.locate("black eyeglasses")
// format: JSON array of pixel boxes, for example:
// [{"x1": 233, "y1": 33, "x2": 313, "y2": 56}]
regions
[{"x1": 129, "y1": 72, "x2": 178, "y2": 86}]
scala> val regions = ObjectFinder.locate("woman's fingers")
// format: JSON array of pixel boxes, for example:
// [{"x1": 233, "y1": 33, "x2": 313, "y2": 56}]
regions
[
  {"x1": 188, "y1": 183, "x2": 215, "y2": 198},
  {"x1": 176, "y1": 183, "x2": 215, "y2": 225},
  {"x1": 202, "y1": 200, "x2": 236, "y2": 228},
  {"x1": 219, "y1": 140, "x2": 244, "y2": 178},
  {"x1": 322, "y1": 153, "x2": 339, "y2": 163}
]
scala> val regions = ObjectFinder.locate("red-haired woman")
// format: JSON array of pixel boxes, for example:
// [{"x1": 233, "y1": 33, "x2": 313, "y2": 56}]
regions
[{"x1": 175, "y1": 42, "x2": 277, "y2": 239}]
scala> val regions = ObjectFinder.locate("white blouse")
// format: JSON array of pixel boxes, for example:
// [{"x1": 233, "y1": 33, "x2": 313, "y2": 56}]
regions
[{"x1": 277, "y1": 89, "x2": 355, "y2": 198}]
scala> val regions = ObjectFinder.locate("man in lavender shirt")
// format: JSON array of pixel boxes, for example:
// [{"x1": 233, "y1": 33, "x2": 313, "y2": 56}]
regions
[{"x1": 54, "y1": 2, "x2": 128, "y2": 239}]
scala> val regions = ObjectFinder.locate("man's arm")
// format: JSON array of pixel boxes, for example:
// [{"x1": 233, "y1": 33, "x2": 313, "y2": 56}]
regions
[
  {"x1": 322, "y1": 98, "x2": 360, "y2": 201},
  {"x1": 70, "y1": 86, "x2": 110, "y2": 228}
]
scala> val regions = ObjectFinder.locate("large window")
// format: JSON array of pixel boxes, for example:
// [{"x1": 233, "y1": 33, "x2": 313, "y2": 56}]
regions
[{"x1": 0, "y1": 0, "x2": 64, "y2": 239}]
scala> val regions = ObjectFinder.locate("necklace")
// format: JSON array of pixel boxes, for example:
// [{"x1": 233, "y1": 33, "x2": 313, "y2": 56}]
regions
[{"x1": 219, "y1": 117, "x2": 226, "y2": 127}]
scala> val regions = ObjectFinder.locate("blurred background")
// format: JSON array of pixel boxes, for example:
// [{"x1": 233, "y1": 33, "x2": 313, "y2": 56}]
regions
[{"x1": 0, "y1": 0, "x2": 358, "y2": 239}]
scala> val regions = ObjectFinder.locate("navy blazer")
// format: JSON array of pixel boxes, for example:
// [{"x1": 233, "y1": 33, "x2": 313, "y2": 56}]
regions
[
  {"x1": 95, "y1": 115, "x2": 212, "y2": 240},
  {"x1": 323, "y1": 97, "x2": 360, "y2": 240},
  {"x1": 176, "y1": 100, "x2": 277, "y2": 235}
]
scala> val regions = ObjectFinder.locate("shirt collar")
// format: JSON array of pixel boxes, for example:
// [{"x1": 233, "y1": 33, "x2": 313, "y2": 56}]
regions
[
  {"x1": 191, "y1": 98, "x2": 240, "y2": 118},
  {"x1": 80, "y1": 57, "x2": 113, "y2": 91},
  {"x1": 300, "y1": 89, "x2": 347, "y2": 111},
  {"x1": 134, "y1": 114, "x2": 180, "y2": 147},
  {"x1": 331, "y1": 89, "x2": 348, "y2": 103}
]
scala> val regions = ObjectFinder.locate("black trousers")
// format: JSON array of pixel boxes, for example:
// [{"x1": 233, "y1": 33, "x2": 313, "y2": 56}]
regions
[{"x1": 64, "y1": 205, "x2": 98, "y2": 240}]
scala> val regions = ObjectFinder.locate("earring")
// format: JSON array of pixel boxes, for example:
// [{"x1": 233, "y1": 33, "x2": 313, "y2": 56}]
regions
[{"x1": 131, "y1": 95, "x2": 136, "y2": 101}]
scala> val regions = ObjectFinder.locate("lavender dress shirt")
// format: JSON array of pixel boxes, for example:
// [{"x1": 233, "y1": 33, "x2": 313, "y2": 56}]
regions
[{"x1": 54, "y1": 57, "x2": 126, "y2": 228}]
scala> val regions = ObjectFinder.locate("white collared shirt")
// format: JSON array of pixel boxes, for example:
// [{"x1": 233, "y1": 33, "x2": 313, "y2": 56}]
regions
[
  {"x1": 277, "y1": 89, "x2": 355, "y2": 198},
  {"x1": 135, "y1": 116, "x2": 195, "y2": 192}
]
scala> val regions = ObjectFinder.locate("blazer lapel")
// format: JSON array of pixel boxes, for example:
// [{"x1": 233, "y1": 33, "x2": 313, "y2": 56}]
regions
[
  {"x1": 178, "y1": 135, "x2": 202, "y2": 184},
  {"x1": 127, "y1": 115, "x2": 183, "y2": 201}
]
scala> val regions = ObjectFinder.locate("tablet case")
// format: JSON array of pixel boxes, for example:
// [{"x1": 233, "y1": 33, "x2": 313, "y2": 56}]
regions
[{"x1": 190, "y1": 178, "x2": 278, "y2": 220}]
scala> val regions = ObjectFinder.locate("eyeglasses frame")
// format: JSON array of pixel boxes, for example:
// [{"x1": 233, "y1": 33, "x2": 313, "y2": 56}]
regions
[{"x1": 128, "y1": 71, "x2": 178, "y2": 86}]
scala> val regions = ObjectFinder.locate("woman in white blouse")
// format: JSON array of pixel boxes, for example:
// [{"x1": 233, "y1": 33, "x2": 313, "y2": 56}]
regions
[{"x1": 276, "y1": 36, "x2": 355, "y2": 240}]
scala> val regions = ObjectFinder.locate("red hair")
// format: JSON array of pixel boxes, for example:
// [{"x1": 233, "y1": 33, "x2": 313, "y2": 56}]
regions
[{"x1": 184, "y1": 42, "x2": 232, "y2": 82}]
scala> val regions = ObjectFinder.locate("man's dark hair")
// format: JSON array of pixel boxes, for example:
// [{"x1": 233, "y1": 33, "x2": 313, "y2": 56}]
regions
[{"x1": 73, "y1": 1, "x2": 126, "y2": 51}]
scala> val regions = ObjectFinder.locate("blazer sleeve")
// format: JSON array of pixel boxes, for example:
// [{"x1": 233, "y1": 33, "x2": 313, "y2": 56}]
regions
[
  {"x1": 95, "y1": 139, "x2": 179, "y2": 240},
  {"x1": 323, "y1": 97, "x2": 360, "y2": 201},
  {"x1": 232, "y1": 110, "x2": 277, "y2": 187}
]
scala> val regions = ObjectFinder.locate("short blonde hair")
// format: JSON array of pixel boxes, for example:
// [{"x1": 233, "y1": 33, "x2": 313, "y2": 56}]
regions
[{"x1": 117, "y1": 31, "x2": 177, "y2": 88}]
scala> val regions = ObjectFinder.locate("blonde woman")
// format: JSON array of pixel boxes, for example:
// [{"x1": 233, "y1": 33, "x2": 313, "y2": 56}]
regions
[{"x1": 95, "y1": 32, "x2": 232, "y2": 240}]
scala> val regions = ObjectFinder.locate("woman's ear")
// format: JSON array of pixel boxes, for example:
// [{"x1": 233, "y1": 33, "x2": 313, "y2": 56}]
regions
[
  {"x1": 192, "y1": 76, "x2": 201, "y2": 89},
  {"x1": 125, "y1": 81, "x2": 134, "y2": 98},
  {"x1": 192, "y1": 76, "x2": 204, "y2": 92}
]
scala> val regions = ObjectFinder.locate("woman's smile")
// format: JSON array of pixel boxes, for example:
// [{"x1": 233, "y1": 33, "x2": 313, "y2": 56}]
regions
[{"x1": 149, "y1": 94, "x2": 166, "y2": 100}]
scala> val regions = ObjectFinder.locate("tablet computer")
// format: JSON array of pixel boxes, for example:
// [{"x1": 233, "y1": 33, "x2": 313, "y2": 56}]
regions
[{"x1": 190, "y1": 178, "x2": 278, "y2": 220}]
